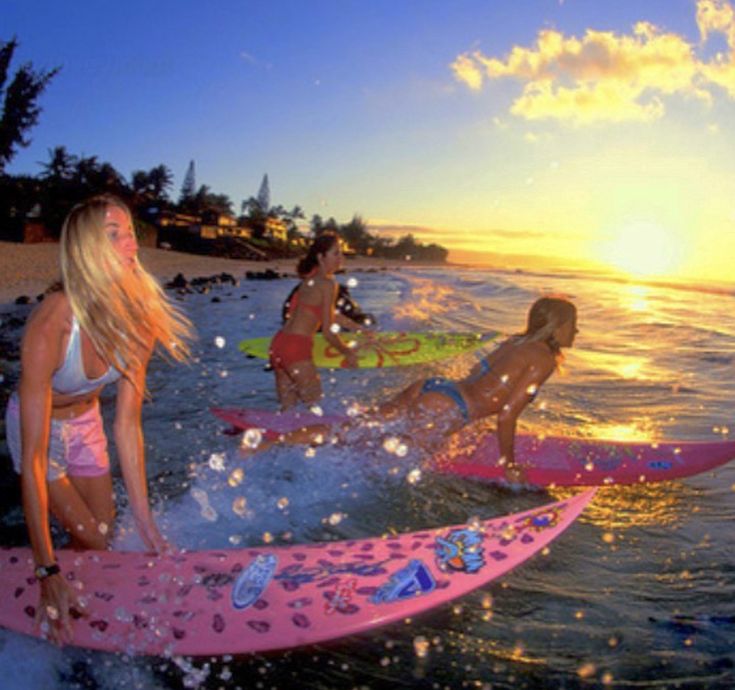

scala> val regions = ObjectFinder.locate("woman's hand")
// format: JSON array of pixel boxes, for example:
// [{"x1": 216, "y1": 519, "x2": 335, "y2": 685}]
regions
[
  {"x1": 343, "y1": 350, "x2": 359, "y2": 368},
  {"x1": 37, "y1": 572, "x2": 85, "y2": 646},
  {"x1": 136, "y1": 516, "x2": 175, "y2": 555}
]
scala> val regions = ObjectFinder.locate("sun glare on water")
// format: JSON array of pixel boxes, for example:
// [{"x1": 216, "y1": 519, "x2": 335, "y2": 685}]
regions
[{"x1": 601, "y1": 221, "x2": 683, "y2": 278}]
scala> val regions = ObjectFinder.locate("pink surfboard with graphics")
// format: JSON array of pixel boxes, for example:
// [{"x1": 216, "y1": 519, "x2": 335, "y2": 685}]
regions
[
  {"x1": 211, "y1": 407, "x2": 735, "y2": 486},
  {"x1": 0, "y1": 490, "x2": 594, "y2": 656}
]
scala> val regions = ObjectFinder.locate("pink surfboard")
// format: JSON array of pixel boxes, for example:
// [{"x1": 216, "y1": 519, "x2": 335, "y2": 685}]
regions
[
  {"x1": 0, "y1": 490, "x2": 594, "y2": 656},
  {"x1": 211, "y1": 407, "x2": 735, "y2": 486}
]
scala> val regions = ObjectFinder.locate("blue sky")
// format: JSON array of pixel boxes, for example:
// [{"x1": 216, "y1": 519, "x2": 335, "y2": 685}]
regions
[{"x1": 3, "y1": 0, "x2": 735, "y2": 280}]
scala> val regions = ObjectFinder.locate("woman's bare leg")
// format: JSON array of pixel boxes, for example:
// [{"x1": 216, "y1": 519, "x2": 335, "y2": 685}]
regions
[
  {"x1": 275, "y1": 368, "x2": 299, "y2": 410},
  {"x1": 47, "y1": 473, "x2": 114, "y2": 550},
  {"x1": 286, "y1": 360, "x2": 322, "y2": 406},
  {"x1": 377, "y1": 380, "x2": 424, "y2": 418}
]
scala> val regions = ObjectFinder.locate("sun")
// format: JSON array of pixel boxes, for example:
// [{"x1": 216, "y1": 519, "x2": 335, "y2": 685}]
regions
[{"x1": 600, "y1": 221, "x2": 683, "y2": 278}]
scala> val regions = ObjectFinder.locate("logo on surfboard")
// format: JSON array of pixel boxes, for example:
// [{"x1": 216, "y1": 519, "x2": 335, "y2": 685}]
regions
[
  {"x1": 435, "y1": 528, "x2": 486, "y2": 574},
  {"x1": 231, "y1": 554, "x2": 278, "y2": 610},
  {"x1": 371, "y1": 559, "x2": 436, "y2": 604}
]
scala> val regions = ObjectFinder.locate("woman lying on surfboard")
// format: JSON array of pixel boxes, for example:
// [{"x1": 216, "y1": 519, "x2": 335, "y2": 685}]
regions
[
  {"x1": 269, "y1": 232, "x2": 362, "y2": 410},
  {"x1": 248, "y1": 296, "x2": 577, "y2": 483},
  {"x1": 4, "y1": 195, "x2": 192, "y2": 644},
  {"x1": 376, "y1": 296, "x2": 577, "y2": 482}
]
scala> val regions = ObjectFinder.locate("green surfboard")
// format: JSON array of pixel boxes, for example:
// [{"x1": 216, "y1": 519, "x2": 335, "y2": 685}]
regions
[{"x1": 239, "y1": 330, "x2": 500, "y2": 368}]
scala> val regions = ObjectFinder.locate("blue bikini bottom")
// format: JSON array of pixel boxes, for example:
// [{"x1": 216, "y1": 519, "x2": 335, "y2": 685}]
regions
[{"x1": 420, "y1": 377, "x2": 470, "y2": 424}]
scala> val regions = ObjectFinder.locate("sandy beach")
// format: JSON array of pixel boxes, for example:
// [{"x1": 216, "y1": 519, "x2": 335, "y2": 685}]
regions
[{"x1": 0, "y1": 241, "x2": 421, "y2": 307}]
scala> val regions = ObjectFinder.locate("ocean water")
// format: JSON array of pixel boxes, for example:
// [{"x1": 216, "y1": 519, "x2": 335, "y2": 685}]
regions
[{"x1": 1, "y1": 262, "x2": 734, "y2": 689}]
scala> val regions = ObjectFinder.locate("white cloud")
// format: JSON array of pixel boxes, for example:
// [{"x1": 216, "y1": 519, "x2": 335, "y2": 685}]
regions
[{"x1": 452, "y1": 0, "x2": 735, "y2": 124}]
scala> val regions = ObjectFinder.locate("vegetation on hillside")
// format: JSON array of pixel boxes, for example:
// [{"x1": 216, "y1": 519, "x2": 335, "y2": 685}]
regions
[{"x1": 0, "y1": 37, "x2": 447, "y2": 263}]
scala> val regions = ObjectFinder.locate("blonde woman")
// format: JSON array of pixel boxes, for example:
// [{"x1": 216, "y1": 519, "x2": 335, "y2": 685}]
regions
[
  {"x1": 378, "y1": 296, "x2": 578, "y2": 480},
  {"x1": 4, "y1": 194, "x2": 192, "y2": 644}
]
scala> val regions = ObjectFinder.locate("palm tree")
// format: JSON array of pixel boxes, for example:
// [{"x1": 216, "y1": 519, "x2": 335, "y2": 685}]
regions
[
  {"x1": 148, "y1": 164, "x2": 173, "y2": 202},
  {"x1": 39, "y1": 145, "x2": 77, "y2": 180},
  {"x1": 130, "y1": 164, "x2": 173, "y2": 207},
  {"x1": 0, "y1": 37, "x2": 60, "y2": 172}
]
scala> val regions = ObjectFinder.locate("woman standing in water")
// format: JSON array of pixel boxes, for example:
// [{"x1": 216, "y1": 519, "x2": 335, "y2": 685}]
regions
[
  {"x1": 269, "y1": 232, "x2": 359, "y2": 410},
  {"x1": 254, "y1": 297, "x2": 577, "y2": 483},
  {"x1": 5, "y1": 194, "x2": 192, "y2": 644}
]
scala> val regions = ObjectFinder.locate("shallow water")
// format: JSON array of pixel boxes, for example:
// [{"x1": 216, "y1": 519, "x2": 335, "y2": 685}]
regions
[{"x1": 1, "y1": 263, "x2": 734, "y2": 689}]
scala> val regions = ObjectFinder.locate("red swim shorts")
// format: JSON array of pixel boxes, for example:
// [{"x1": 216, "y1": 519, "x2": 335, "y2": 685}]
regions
[{"x1": 269, "y1": 331, "x2": 314, "y2": 370}]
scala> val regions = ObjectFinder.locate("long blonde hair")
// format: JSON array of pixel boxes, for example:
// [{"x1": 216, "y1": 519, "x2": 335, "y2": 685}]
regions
[
  {"x1": 60, "y1": 194, "x2": 192, "y2": 375},
  {"x1": 520, "y1": 296, "x2": 576, "y2": 353}
]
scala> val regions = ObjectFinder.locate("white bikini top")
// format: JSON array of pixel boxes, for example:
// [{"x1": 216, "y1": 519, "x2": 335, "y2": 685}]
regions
[{"x1": 51, "y1": 316, "x2": 121, "y2": 396}]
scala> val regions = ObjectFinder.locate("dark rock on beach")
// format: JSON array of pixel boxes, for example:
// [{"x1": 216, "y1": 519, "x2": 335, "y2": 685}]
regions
[{"x1": 245, "y1": 269, "x2": 281, "y2": 281}]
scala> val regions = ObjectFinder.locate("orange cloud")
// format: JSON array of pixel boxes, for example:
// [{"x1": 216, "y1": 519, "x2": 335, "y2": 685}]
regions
[{"x1": 452, "y1": 0, "x2": 735, "y2": 123}]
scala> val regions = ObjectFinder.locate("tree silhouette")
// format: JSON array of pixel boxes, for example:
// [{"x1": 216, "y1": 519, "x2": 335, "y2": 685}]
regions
[
  {"x1": 39, "y1": 145, "x2": 77, "y2": 180},
  {"x1": 341, "y1": 214, "x2": 371, "y2": 253},
  {"x1": 179, "y1": 159, "x2": 196, "y2": 206},
  {"x1": 130, "y1": 164, "x2": 173, "y2": 206},
  {"x1": 0, "y1": 37, "x2": 60, "y2": 172},
  {"x1": 257, "y1": 173, "x2": 270, "y2": 212}
]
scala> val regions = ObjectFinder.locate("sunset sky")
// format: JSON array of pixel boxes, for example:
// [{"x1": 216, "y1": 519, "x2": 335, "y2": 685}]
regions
[{"x1": 4, "y1": 0, "x2": 735, "y2": 282}]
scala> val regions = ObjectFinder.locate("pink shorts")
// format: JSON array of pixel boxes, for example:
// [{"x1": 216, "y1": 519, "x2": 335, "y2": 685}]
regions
[{"x1": 5, "y1": 393, "x2": 110, "y2": 482}]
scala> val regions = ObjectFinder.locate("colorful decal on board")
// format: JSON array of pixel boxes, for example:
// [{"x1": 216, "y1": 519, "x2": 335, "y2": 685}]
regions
[
  {"x1": 274, "y1": 558, "x2": 391, "y2": 590},
  {"x1": 370, "y1": 559, "x2": 436, "y2": 604},
  {"x1": 231, "y1": 554, "x2": 277, "y2": 610},
  {"x1": 518, "y1": 507, "x2": 562, "y2": 532},
  {"x1": 323, "y1": 578, "x2": 358, "y2": 615},
  {"x1": 434, "y1": 528, "x2": 485, "y2": 574}
]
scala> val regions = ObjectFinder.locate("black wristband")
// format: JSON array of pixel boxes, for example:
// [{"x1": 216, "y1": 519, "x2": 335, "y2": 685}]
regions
[{"x1": 34, "y1": 563, "x2": 61, "y2": 580}]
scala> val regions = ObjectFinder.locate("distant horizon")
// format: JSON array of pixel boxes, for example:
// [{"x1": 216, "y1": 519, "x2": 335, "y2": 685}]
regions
[{"x1": 441, "y1": 249, "x2": 735, "y2": 294}]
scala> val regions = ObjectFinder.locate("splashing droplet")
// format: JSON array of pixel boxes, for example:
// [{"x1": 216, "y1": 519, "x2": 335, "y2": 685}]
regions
[
  {"x1": 241, "y1": 429, "x2": 263, "y2": 449},
  {"x1": 228, "y1": 468, "x2": 245, "y2": 487},
  {"x1": 413, "y1": 635, "x2": 429, "y2": 658},
  {"x1": 208, "y1": 453, "x2": 226, "y2": 471},
  {"x1": 201, "y1": 505, "x2": 218, "y2": 522},
  {"x1": 383, "y1": 437, "x2": 400, "y2": 454},
  {"x1": 406, "y1": 468, "x2": 422, "y2": 484}
]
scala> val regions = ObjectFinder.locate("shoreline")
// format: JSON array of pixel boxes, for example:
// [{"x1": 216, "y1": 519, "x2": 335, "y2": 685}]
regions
[{"x1": 0, "y1": 241, "x2": 443, "y2": 309}]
